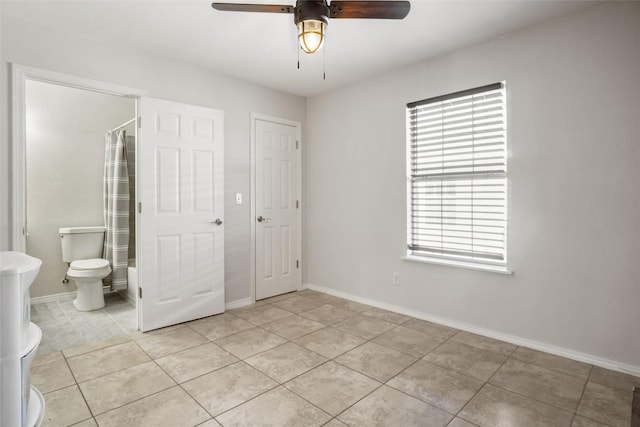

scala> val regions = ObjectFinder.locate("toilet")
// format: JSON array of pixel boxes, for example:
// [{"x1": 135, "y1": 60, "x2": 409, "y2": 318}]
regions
[{"x1": 59, "y1": 226, "x2": 111, "y2": 311}]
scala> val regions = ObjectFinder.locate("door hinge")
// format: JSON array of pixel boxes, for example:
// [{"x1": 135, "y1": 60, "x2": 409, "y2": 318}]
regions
[
  {"x1": 138, "y1": 287, "x2": 142, "y2": 299},
  {"x1": 296, "y1": 200, "x2": 299, "y2": 209},
  {"x1": 138, "y1": 202, "x2": 142, "y2": 214},
  {"x1": 296, "y1": 260, "x2": 299, "y2": 269},
  {"x1": 296, "y1": 140, "x2": 299, "y2": 149}
]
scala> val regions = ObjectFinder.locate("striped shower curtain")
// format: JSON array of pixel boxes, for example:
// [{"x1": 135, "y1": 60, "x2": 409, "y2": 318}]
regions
[{"x1": 103, "y1": 129, "x2": 129, "y2": 290}]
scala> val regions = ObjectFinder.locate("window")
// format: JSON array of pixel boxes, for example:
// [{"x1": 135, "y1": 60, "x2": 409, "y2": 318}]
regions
[{"x1": 406, "y1": 82, "x2": 507, "y2": 272}]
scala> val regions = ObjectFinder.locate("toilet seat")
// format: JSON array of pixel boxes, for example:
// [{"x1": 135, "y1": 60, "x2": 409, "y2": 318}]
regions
[
  {"x1": 70, "y1": 258, "x2": 109, "y2": 270},
  {"x1": 67, "y1": 259, "x2": 111, "y2": 279}
]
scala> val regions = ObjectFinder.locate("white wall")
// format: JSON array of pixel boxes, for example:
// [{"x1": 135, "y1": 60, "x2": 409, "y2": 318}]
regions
[
  {"x1": 0, "y1": 12, "x2": 306, "y2": 303},
  {"x1": 304, "y1": 2, "x2": 640, "y2": 371},
  {"x1": 25, "y1": 80, "x2": 135, "y2": 297}
]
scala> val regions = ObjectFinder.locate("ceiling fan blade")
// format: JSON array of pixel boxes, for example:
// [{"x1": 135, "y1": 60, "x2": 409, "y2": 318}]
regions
[
  {"x1": 329, "y1": 1, "x2": 410, "y2": 19},
  {"x1": 211, "y1": 3, "x2": 294, "y2": 14}
]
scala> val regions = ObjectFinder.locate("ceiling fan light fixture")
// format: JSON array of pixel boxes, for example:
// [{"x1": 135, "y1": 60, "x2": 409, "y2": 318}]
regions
[{"x1": 298, "y1": 19, "x2": 326, "y2": 54}]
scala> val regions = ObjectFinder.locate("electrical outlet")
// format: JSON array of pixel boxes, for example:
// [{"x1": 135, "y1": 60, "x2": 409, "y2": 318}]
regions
[
  {"x1": 235, "y1": 193, "x2": 242, "y2": 204},
  {"x1": 393, "y1": 272, "x2": 400, "y2": 286}
]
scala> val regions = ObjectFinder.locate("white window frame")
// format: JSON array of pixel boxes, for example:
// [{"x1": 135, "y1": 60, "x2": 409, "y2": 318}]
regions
[{"x1": 404, "y1": 82, "x2": 510, "y2": 274}]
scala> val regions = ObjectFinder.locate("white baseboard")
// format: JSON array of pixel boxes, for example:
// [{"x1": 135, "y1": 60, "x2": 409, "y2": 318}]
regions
[
  {"x1": 30, "y1": 291, "x2": 77, "y2": 304},
  {"x1": 117, "y1": 290, "x2": 136, "y2": 306},
  {"x1": 225, "y1": 297, "x2": 252, "y2": 310},
  {"x1": 304, "y1": 282, "x2": 640, "y2": 377}
]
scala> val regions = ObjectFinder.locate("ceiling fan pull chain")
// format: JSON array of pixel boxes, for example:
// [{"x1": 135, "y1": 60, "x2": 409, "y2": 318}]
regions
[
  {"x1": 323, "y1": 43, "x2": 326, "y2": 80},
  {"x1": 297, "y1": 45, "x2": 300, "y2": 70}
]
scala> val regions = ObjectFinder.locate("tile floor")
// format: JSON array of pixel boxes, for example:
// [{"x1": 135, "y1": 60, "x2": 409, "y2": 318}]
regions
[{"x1": 30, "y1": 289, "x2": 639, "y2": 427}]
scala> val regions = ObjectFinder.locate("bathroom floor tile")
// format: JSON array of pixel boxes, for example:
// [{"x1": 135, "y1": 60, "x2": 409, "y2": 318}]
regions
[
  {"x1": 361, "y1": 307, "x2": 412, "y2": 325},
  {"x1": 373, "y1": 325, "x2": 444, "y2": 358},
  {"x1": 447, "y1": 418, "x2": 478, "y2": 427},
  {"x1": 458, "y1": 384, "x2": 574, "y2": 427},
  {"x1": 62, "y1": 335, "x2": 132, "y2": 358},
  {"x1": 572, "y1": 415, "x2": 611, "y2": 427},
  {"x1": 187, "y1": 313, "x2": 254, "y2": 340},
  {"x1": 231, "y1": 304, "x2": 293, "y2": 325},
  {"x1": 272, "y1": 295, "x2": 325, "y2": 313},
  {"x1": 95, "y1": 386, "x2": 210, "y2": 427},
  {"x1": 215, "y1": 327, "x2": 287, "y2": 359},
  {"x1": 136, "y1": 327, "x2": 209, "y2": 359},
  {"x1": 67, "y1": 341, "x2": 150, "y2": 382},
  {"x1": 293, "y1": 327, "x2": 366, "y2": 359},
  {"x1": 451, "y1": 331, "x2": 517, "y2": 356},
  {"x1": 261, "y1": 314, "x2": 326, "y2": 340},
  {"x1": 338, "y1": 385, "x2": 453, "y2": 427},
  {"x1": 327, "y1": 299, "x2": 373, "y2": 313},
  {"x1": 588, "y1": 366, "x2": 640, "y2": 392},
  {"x1": 215, "y1": 386, "x2": 331, "y2": 427},
  {"x1": 387, "y1": 360, "x2": 484, "y2": 414},
  {"x1": 182, "y1": 361, "x2": 278, "y2": 416},
  {"x1": 244, "y1": 342, "x2": 326, "y2": 383},
  {"x1": 298, "y1": 304, "x2": 359, "y2": 325},
  {"x1": 403, "y1": 318, "x2": 459, "y2": 340},
  {"x1": 490, "y1": 359, "x2": 587, "y2": 411},
  {"x1": 333, "y1": 314, "x2": 396, "y2": 340},
  {"x1": 31, "y1": 358, "x2": 76, "y2": 394},
  {"x1": 510, "y1": 347, "x2": 592, "y2": 379},
  {"x1": 78, "y1": 361, "x2": 175, "y2": 415},
  {"x1": 285, "y1": 361, "x2": 380, "y2": 416},
  {"x1": 576, "y1": 381, "x2": 633, "y2": 427},
  {"x1": 423, "y1": 340, "x2": 507, "y2": 382},
  {"x1": 155, "y1": 342, "x2": 238, "y2": 383},
  {"x1": 42, "y1": 385, "x2": 92, "y2": 427},
  {"x1": 335, "y1": 341, "x2": 416, "y2": 382}
]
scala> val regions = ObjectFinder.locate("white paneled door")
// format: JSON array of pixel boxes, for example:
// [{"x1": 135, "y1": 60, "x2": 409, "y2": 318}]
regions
[
  {"x1": 255, "y1": 117, "x2": 301, "y2": 300},
  {"x1": 139, "y1": 97, "x2": 224, "y2": 331}
]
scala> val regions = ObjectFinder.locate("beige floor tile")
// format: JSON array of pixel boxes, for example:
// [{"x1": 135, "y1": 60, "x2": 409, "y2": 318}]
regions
[
  {"x1": 403, "y1": 318, "x2": 459, "y2": 340},
  {"x1": 490, "y1": 359, "x2": 586, "y2": 411},
  {"x1": 272, "y1": 295, "x2": 325, "y2": 313},
  {"x1": 42, "y1": 385, "x2": 92, "y2": 427},
  {"x1": 511, "y1": 347, "x2": 592, "y2": 379},
  {"x1": 245, "y1": 342, "x2": 327, "y2": 382},
  {"x1": 231, "y1": 304, "x2": 293, "y2": 325},
  {"x1": 285, "y1": 361, "x2": 380, "y2": 416},
  {"x1": 373, "y1": 325, "x2": 444, "y2": 358},
  {"x1": 260, "y1": 291, "x2": 299, "y2": 303},
  {"x1": 78, "y1": 361, "x2": 175, "y2": 415},
  {"x1": 298, "y1": 304, "x2": 359, "y2": 325},
  {"x1": 576, "y1": 381, "x2": 632, "y2": 427},
  {"x1": 334, "y1": 314, "x2": 396, "y2": 340},
  {"x1": 70, "y1": 418, "x2": 98, "y2": 426},
  {"x1": 323, "y1": 419, "x2": 348, "y2": 427},
  {"x1": 572, "y1": 415, "x2": 611, "y2": 427},
  {"x1": 451, "y1": 331, "x2": 517, "y2": 356},
  {"x1": 155, "y1": 342, "x2": 238, "y2": 383},
  {"x1": 214, "y1": 328, "x2": 287, "y2": 359},
  {"x1": 362, "y1": 307, "x2": 412, "y2": 325},
  {"x1": 447, "y1": 418, "x2": 478, "y2": 427},
  {"x1": 589, "y1": 366, "x2": 640, "y2": 392},
  {"x1": 182, "y1": 361, "x2": 278, "y2": 416},
  {"x1": 458, "y1": 384, "x2": 574, "y2": 427},
  {"x1": 31, "y1": 358, "x2": 76, "y2": 394},
  {"x1": 136, "y1": 327, "x2": 209, "y2": 359},
  {"x1": 95, "y1": 386, "x2": 210, "y2": 427},
  {"x1": 293, "y1": 327, "x2": 366, "y2": 359},
  {"x1": 329, "y1": 299, "x2": 374, "y2": 313},
  {"x1": 215, "y1": 386, "x2": 331, "y2": 427},
  {"x1": 423, "y1": 340, "x2": 506, "y2": 382},
  {"x1": 335, "y1": 341, "x2": 416, "y2": 382},
  {"x1": 338, "y1": 385, "x2": 453, "y2": 427},
  {"x1": 67, "y1": 341, "x2": 150, "y2": 382},
  {"x1": 261, "y1": 314, "x2": 325, "y2": 340},
  {"x1": 62, "y1": 335, "x2": 132, "y2": 358},
  {"x1": 187, "y1": 313, "x2": 254, "y2": 340},
  {"x1": 129, "y1": 324, "x2": 188, "y2": 340},
  {"x1": 387, "y1": 360, "x2": 483, "y2": 414},
  {"x1": 33, "y1": 351, "x2": 64, "y2": 367},
  {"x1": 197, "y1": 420, "x2": 222, "y2": 427}
]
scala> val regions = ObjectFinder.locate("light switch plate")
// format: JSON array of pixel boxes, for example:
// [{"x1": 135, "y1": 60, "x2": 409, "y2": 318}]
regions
[{"x1": 235, "y1": 193, "x2": 242, "y2": 204}]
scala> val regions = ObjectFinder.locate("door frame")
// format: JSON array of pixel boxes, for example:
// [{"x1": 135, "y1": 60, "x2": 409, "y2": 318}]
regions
[
  {"x1": 250, "y1": 113, "x2": 303, "y2": 303},
  {"x1": 11, "y1": 63, "x2": 147, "y2": 252}
]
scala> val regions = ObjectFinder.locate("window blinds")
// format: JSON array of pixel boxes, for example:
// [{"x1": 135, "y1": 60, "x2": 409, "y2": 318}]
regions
[{"x1": 407, "y1": 82, "x2": 506, "y2": 263}]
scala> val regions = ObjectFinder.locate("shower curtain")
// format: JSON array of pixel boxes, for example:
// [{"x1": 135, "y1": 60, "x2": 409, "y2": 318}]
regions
[{"x1": 103, "y1": 129, "x2": 129, "y2": 290}]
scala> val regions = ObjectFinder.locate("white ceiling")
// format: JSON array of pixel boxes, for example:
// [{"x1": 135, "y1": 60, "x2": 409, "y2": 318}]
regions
[{"x1": 2, "y1": 0, "x2": 600, "y2": 97}]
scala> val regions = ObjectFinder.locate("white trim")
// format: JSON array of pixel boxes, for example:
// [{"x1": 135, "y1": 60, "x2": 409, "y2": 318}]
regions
[
  {"x1": 225, "y1": 297, "x2": 253, "y2": 310},
  {"x1": 403, "y1": 255, "x2": 513, "y2": 275},
  {"x1": 10, "y1": 63, "x2": 147, "y2": 252},
  {"x1": 250, "y1": 113, "x2": 303, "y2": 303},
  {"x1": 29, "y1": 291, "x2": 77, "y2": 305},
  {"x1": 303, "y1": 282, "x2": 640, "y2": 377}
]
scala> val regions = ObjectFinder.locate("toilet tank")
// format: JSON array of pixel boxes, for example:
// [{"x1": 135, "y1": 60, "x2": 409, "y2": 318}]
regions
[{"x1": 59, "y1": 226, "x2": 106, "y2": 262}]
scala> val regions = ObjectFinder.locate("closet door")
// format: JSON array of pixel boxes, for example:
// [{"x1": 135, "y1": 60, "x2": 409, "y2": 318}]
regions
[{"x1": 138, "y1": 97, "x2": 224, "y2": 331}]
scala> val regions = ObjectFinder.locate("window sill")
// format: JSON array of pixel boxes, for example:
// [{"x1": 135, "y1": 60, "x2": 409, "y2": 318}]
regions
[{"x1": 403, "y1": 255, "x2": 513, "y2": 275}]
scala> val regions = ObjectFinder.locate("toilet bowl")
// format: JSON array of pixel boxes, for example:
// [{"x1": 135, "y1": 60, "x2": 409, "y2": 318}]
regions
[{"x1": 66, "y1": 259, "x2": 111, "y2": 311}]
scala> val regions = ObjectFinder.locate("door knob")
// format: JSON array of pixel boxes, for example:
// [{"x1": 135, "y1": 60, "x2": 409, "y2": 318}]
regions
[
  {"x1": 212, "y1": 218, "x2": 222, "y2": 225},
  {"x1": 257, "y1": 216, "x2": 271, "y2": 223}
]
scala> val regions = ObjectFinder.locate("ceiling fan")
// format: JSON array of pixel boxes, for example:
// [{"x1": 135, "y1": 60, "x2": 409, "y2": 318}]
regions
[{"x1": 211, "y1": 1, "x2": 411, "y2": 54}]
